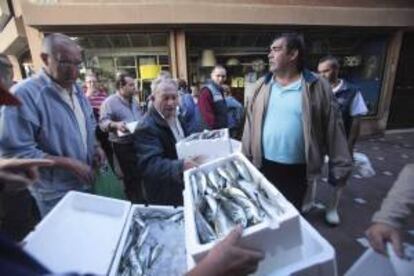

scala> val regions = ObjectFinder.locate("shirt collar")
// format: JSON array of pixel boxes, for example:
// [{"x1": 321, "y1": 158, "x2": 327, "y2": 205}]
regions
[
  {"x1": 332, "y1": 79, "x2": 344, "y2": 94},
  {"x1": 271, "y1": 75, "x2": 303, "y2": 91}
]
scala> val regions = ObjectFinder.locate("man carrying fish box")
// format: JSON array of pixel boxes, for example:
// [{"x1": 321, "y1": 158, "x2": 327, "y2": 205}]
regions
[
  {"x1": 0, "y1": 33, "x2": 104, "y2": 217},
  {"x1": 135, "y1": 75, "x2": 202, "y2": 206},
  {"x1": 242, "y1": 33, "x2": 352, "y2": 210}
]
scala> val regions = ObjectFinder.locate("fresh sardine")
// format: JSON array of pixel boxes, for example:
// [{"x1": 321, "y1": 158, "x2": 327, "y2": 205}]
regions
[
  {"x1": 225, "y1": 161, "x2": 239, "y2": 180},
  {"x1": 233, "y1": 159, "x2": 253, "y2": 182},
  {"x1": 217, "y1": 166, "x2": 234, "y2": 183},
  {"x1": 224, "y1": 188, "x2": 262, "y2": 225},
  {"x1": 194, "y1": 171, "x2": 207, "y2": 195},
  {"x1": 208, "y1": 169, "x2": 225, "y2": 190},
  {"x1": 218, "y1": 195, "x2": 248, "y2": 227},
  {"x1": 194, "y1": 208, "x2": 217, "y2": 244},
  {"x1": 190, "y1": 173, "x2": 200, "y2": 204},
  {"x1": 214, "y1": 205, "x2": 235, "y2": 238}
]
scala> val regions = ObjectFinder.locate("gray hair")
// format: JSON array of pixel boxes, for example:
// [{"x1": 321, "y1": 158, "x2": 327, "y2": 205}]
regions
[
  {"x1": 42, "y1": 33, "x2": 80, "y2": 56},
  {"x1": 150, "y1": 73, "x2": 177, "y2": 95},
  {"x1": 0, "y1": 54, "x2": 13, "y2": 88}
]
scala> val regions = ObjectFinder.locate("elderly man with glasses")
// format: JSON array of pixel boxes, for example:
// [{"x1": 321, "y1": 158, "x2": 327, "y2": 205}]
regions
[{"x1": 0, "y1": 33, "x2": 104, "y2": 217}]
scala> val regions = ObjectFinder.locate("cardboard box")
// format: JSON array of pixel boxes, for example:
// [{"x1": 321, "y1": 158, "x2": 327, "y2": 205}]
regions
[
  {"x1": 23, "y1": 192, "x2": 186, "y2": 275},
  {"x1": 183, "y1": 153, "x2": 337, "y2": 275}
]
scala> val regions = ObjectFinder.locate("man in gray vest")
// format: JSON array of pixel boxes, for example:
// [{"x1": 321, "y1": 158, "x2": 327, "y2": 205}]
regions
[{"x1": 198, "y1": 65, "x2": 228, "y2": 130}]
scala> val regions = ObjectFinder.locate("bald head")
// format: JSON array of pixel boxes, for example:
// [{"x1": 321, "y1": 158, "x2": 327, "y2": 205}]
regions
[
  {"x1": 40, "y1": 33, "x2": 82, "y2": 89},
  {"x1": 211, "y1": 65, "x2": 226, "y2": 86}
]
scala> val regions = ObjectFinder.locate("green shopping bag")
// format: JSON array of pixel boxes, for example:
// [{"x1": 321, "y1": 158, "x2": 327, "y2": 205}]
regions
[{"x1": 93, "y1": 165, "x2": 125, "y2": 200}]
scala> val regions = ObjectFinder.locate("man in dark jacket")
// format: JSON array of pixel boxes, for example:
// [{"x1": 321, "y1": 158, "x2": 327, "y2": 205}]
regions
[
  {"x1": 198, "y1": 65, "x2": 228, "y2": 130},
  {"x1": 134, "y1": 75, "x2": 200, "y2": 206}
]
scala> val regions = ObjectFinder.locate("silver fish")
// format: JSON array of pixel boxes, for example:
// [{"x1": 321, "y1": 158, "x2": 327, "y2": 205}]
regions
[
  {"x1": 224, "y1": 188, "x2": 262, "y2": 225},
  {"x1": 236, "y1": 180, "x2": 260, "y2": 204},
  {"x1": 233, "y1": 159, "x2": 253, "y2": 182},
  {"x1": 217, "y1": 166, "x2": 234, "y2": 183},
  {"x1": 190, "y1": 173, "x2": 200, "y2": 204},
  {"x1": 225, "y1": 162, "x2": 239, "y2": 180},
  {"x1": 214, "y1": 205, "x2": 235, "y2": 238},
  {"x1": 208, "y1": 169, "x2": 225, "y2": 190},
  {"x1": 149, "y1": 244, "x2": 163, "y2": 267},
  {"x1": 258, "y1": 185, "x2": 285, "y2": 215},
  {"x1": 167, "y1": 211, "x2": 184, "y2": 223},
  {"x1": 205, "y1": 194, "x2": 218, "y2": 217},
  {"x1": 194, "y1": 171, "x2": 207, "y2": 195},
  {"x1": 129, "y1": 246, "x2": 143, "y2": 275},
  {"x1": 218, "y1": 195, "x2": 248, "y2": 227},
  {"x1": 194, "y1": 208, "x2": 217, "y2": 244},
  {"x1": 256, "y1": 192, "x2": 282, "y2": 221},
  {"x1": 137, "y1": 242, "x2": 152, "y2": 274}
]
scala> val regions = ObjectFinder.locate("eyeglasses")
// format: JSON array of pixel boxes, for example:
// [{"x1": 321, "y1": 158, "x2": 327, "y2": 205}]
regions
[{"x1": 54, "y1": 58, "x2": 82, "y2": 69}]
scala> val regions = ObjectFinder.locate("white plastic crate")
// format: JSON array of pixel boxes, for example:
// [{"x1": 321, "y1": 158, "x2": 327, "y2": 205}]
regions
[{"x1": 23, "y1": 192, "x2": 185, "y2": 275}]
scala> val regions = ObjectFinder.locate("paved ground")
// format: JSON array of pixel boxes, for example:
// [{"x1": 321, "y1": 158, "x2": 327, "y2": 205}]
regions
[{"x1": 304, "y1": 131, "x2": 414, "y2": 275}]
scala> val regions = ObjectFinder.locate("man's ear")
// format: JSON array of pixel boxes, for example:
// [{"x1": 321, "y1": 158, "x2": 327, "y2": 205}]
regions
[
  {"x1": 290, "y1": 49, "x2": 299, "y2": 63},
  {"x1": 40, "y1": 53, "x2": 49, "y2": 66}
]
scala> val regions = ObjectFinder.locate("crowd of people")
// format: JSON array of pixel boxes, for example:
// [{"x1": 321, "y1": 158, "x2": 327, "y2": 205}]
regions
[{"x1": 0, "y1": 32, "x2": 413, "y2": 275}]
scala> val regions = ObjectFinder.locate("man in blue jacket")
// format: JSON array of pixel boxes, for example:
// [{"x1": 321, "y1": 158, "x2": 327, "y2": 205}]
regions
[
  {"x1": 135, "y1": 75, "x2": 201, "y2": 206},
  {"x1": 0, "y1": 33, "x2": 104, "y2": 216}
]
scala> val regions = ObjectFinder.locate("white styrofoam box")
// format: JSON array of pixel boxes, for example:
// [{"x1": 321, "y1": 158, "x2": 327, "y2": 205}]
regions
[
  {"x1": 185, "y1": 213, "x2": 337, "y2": 276},
  {"x1": 230, "y1": 138, "x2": 242, "y2": 152},
  {"x1": 176, "y1": 128, "x2": 234, "y2": 163},
  {"x1": 24, "y1": 191, "x2": 131, "y2": 275},
  {"x1": 346, "y1": 244, "x2": 414, "y2": 276},
  {"x1": 108, "y1": 204, "x2": 185, "y2": 276},
  {"x1": 345, "y1": 249, "x2": 397, "y2": 276},
  {"x1": 184, "y1": 152, "x2": 310, "y2": 274}
]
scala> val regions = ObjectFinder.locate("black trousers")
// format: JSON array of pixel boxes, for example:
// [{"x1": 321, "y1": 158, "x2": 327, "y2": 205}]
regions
[
  {"x1": 112, "y1": 142, "x2": 145, "y2": 203},
  {"x1": 0, "y1": 189, "x2": 40, "y2": 241},
  {"x1": 261, "y1": 158, "x2": 307, "y2": 210},
  {"x1": 96, "y1": 127, "x2": 114, "y2": 171}
]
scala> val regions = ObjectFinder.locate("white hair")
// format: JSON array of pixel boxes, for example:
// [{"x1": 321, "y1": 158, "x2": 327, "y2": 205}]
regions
[{"x1": 150, "y1": 72, "x2": 178, "y2": 95}]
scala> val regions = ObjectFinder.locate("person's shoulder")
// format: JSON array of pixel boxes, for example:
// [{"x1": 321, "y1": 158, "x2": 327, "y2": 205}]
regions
[
  {"x1": 137, "y1": 112, "x2": 155, "y2": 130},
  {"x1": 101, "y1": 94, "x2": 118, "y2": 104},
  {"x1": 10, "y1": 76, "x2": 39, "y2": 96}
]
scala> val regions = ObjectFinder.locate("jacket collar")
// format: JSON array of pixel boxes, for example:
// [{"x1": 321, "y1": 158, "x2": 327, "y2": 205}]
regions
[
  {"x1": 206, "y1": 79, "x2": 223, "y2": 91},
  {"x1": 38, "y1": 69, "x2": 80, "y2": 95},
  {"x1": 149, "y1": 105, "x2": 188, "y2": 136},
  {"x1": 149, "y1": 105, "x2": 169, "y2": 129},
  {"x1": 264, "y1": 68, "x2": 318, "y2": 85}
]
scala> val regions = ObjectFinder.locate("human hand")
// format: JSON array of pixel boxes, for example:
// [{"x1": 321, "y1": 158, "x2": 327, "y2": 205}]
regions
[
  {"x1": 93, "y1": 147, "x2": 106, "y2": 169},
  {"x1": 183, "y1": 155, "x2": 206, "y2": 170},
  {"x1": 112, "y1": 121, "x2": 128, "y2": 133},
  {"x1": 0, "y1": 158, "x2": 55, "y2": 186},
  {"x1": 63, "y1": 158, "x2": 95, "y2": 185},
  {"x1": 188, "y1": 225, "x2": 264, "y2": 276},
  {"x1": 366, "y1": 222, "x2": 403, "y2": 258}
]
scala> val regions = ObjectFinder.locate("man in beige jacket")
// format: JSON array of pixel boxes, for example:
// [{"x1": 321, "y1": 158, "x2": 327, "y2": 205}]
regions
[
  {"x1": 242, "y1": 33, "x2": 352, "y2": 209},
  {"x1": 366, "y1": 164, "x2": 414, "y2": 258}
]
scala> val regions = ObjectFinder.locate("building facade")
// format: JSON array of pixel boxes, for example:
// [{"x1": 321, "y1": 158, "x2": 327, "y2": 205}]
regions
[{"x1": 1, "y1": 0, "x2": 414, "y2": 135}]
